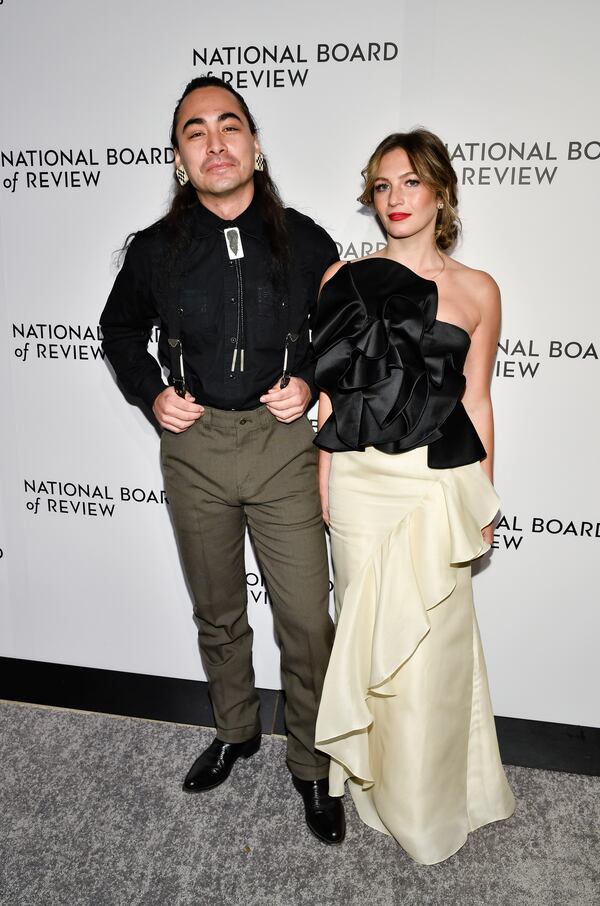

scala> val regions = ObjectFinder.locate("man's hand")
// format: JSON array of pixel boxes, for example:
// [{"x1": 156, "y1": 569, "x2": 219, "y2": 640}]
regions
[
  {"x1": 260, "y1": 377, "x2": 311, "y2": 423},
  {"x1": 153, "y1": 387, "x2": 204, "y2": 433}
]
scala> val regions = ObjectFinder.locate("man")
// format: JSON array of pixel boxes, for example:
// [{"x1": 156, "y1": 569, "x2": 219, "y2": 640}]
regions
[{"x1": 100, "y1": 77, "x2": 344, "y2": 844}]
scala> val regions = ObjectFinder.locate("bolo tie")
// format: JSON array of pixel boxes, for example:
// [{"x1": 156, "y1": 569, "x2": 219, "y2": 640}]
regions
[
  {"x1": 224, "y1": 227, "x2": 246, "y2": 374},
  {"x1": 223, "y1": 225, "x2": 298, "y2": 387}
]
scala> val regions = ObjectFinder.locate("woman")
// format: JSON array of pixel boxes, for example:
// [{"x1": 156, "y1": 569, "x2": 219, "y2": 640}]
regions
[{"x1": 313, "y1": 129, "x2": 515, "y2": 864}]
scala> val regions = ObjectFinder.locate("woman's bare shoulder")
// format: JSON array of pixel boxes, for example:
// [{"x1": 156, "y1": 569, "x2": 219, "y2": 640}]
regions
[
  {"x1": 445, "y1": 257, "x2": 500, "y2": 305},
  {"x1": 321, "y1": 249, "x2": 391, "y2": 287},
  {"x1": 320, "y1": 259, "x2": 347, "y2": 290}
]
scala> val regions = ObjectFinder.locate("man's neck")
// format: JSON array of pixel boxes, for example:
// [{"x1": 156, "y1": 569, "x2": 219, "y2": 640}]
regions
[{"x1": 195, "y1": 183, "x2": 255, "y2": 221}]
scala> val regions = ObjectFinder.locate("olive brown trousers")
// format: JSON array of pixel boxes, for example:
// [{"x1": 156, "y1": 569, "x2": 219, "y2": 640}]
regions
[{"x1": 160, "y1": 405, "x2": 333, "y2": 780}]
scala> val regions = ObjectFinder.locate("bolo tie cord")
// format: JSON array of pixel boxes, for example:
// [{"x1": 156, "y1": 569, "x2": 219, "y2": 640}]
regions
[{"x1": 231, "y1": 256, "x2": 245, "y2": 373}]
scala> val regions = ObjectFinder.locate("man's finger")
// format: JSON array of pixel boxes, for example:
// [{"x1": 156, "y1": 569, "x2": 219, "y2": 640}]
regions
[
  {"x1": 171, "y1": 399, "x2": 204, "y2": 413},
  {"x1": 269, "y1": 407, "x2": 303, "y2": 422},
  {"x1": 161, "y1": 397, "x2": 204, "y2": 415},
  {"x1": 162, "y1": 405, "x2": 202, "y2": 421},
  {"x1": 264, "y1": 396, "x2": 302, "y2": 412},
  {"x1": 159, "y1": 388, "x2": 204, "y2": 413},
  {"x1": 164, "y1": 410, "x2": 202, "y2": 428},
  {"x1": 163, "y1": 416, "x2": 192, "y2": 430},
  {"x1": 260, "y1": 387, "x2": 289, "y2": 403},
  {"x1": 162, "y1": 418, "x2": 192, "y2": 432}
]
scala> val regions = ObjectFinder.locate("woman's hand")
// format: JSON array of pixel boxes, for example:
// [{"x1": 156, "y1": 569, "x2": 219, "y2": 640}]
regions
[
  {"x1": 482, "y1": 522, "x2": 494, "y2": 546},
  {"x1": 319, "y1": 468, "x2": 330, "y2": 526}
]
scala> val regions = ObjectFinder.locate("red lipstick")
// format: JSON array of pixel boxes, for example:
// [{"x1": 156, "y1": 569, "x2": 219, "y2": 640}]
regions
[{"x1": 389, "y1": 212, "x2": 411, "y2": 221}]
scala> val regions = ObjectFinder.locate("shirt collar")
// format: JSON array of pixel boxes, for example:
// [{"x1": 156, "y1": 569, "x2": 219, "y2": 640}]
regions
[{"x1": 189, "y1": 193, "x2": 266, "y2": 241}]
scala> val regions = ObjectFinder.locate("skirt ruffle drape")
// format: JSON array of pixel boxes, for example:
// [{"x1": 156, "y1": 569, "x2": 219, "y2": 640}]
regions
[{"x1": 315, "y1": 445, "x2": 515, "y2": 865}]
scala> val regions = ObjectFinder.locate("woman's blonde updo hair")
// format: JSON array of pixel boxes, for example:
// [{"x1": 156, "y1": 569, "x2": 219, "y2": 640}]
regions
[{"x1": 359, "y1": 128, "x2": 461, "y2": 251}]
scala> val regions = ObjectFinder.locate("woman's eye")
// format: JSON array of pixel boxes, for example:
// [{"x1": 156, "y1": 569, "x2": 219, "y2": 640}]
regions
[
  {"x1": 405, "y1": 179, "x2": 420, "y2": 187},
  {"x1": 190, "y1": 131, "x2": 205, "y2": 139},
  {"x1": 223, "y1": 126, "x2": 239, "y2": 133},
  {"x1": 374, "y1": 183, "x2": 389, "y2": 192}
]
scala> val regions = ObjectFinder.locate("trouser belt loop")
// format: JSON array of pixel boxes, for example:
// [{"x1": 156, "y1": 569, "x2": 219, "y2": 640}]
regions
[
  {"x1": 257, "y1": 405, "x2": 272, "y2": 430},
  {"x1": 201, "y1": 406, "x2": 212, "y2": 429}
]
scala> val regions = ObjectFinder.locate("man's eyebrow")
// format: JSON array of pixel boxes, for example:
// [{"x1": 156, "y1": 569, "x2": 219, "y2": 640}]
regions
[{"x1": 181, "y1": 112, "x2": 243, "y2": 132}]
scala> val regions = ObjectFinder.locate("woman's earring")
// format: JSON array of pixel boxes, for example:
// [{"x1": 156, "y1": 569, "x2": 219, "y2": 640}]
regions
[
  {"x1": 176, "y1": 165, "x2": 189, "y2": 186},
  {"x1": 437, "y1": 202, "x2": 444, "y2": 209},
  {"x1": 255, "y1": 152, "x2": 265, "y2": 172}
]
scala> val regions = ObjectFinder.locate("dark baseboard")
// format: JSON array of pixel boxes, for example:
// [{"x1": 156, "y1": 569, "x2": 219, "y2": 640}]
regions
[
  {"x1": 0, "y1": 656, "x2": 286, "y2": 736},
  {"x1": 1, "y1": 657, "x2": 598, "y2": 776},
  {"x1": 494, "y1": 716, "x2": 599, "y2": 776}
]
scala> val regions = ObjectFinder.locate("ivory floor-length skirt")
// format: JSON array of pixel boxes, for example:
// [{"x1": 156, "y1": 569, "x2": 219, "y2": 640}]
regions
[{"x1": 315, "y1": 446, "x2": 515, "y2": 865}]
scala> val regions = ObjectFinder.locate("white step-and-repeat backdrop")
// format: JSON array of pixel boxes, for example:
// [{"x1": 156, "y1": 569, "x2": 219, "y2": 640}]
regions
[{"x1": 1, "y1": 0, "x2": 598, "y2": 728}]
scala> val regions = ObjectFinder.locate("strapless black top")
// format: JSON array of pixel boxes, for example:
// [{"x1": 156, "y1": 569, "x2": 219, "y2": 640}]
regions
[{"x1": 312, "y1": 257, "x2": 486, "y2": 469}]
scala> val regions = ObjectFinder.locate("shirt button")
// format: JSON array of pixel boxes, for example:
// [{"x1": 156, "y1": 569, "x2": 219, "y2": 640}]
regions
[
  {"x1": 239, "y1": 418, "x2": 247, "y2": 425},
  {"x1": 230, "y1": 336, "x2": 236, "y2": 344}
]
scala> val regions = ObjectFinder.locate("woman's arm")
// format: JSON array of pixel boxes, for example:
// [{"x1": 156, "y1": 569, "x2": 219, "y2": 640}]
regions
[
  {"x1": 317, "y1": 393, "x2": 333, "y2": 525},
  {"x1": 461, "y1": 273, "x2": 501, "y2": 543},
  {"x1": 461, "y1": 272, "x2": 501, "y2": 482},
  {"x1": 315, "y1": 260, "x2": 346, "y2": 525}
]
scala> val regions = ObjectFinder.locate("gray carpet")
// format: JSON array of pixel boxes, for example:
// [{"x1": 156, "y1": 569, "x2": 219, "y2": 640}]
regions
[{"x1": 1, "y1": 701, "x2": 598, "y2": 906}]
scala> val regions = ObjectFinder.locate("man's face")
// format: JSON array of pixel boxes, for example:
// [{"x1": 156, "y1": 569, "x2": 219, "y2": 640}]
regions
[{"x1": 174, "y1": 87, "x2": 259, "y2": 203}]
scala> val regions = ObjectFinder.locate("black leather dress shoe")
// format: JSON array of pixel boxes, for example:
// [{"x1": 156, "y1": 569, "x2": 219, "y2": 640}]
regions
[
  {"x1": 292, "y1": 776, "x2": 346, "y2": 844},
  {"x1": 182, "y1": 733, "x2": 261, "y2": 793}
]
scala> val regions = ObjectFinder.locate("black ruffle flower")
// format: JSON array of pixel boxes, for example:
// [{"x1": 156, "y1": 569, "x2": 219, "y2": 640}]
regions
[{"x1": 313, "y1": 258, "x2": 483, "y2": 463}]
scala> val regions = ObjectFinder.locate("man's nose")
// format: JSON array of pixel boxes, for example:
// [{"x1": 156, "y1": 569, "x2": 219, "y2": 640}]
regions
[{"x1": 206, "y1": 129, "x2": 226, "y2": 154}]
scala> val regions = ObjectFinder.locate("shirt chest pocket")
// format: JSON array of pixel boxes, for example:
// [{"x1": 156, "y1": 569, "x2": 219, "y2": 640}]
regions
[
  {"x1": 257, "y1": 286, "x2": 281, "y2": 319},
  {"x1": 254, "y1": 285, "x2": 286, "y2": 351},
  {"x1": 179, "y1": 289, "x2": 218, "y2": 337}
]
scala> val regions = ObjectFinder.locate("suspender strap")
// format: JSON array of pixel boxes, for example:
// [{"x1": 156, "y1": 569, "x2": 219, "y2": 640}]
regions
[
  {"x1": 166, "y1": 260, "x2": 187, "y2": 397},
  {"x1": 279, "y1": 264, "x2": 308, "y2": 385}
]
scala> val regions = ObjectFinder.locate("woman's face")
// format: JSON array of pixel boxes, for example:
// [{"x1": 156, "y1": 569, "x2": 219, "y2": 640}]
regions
[{"x1": 372, "y1": 147, "x2": 439, "y2": 242}]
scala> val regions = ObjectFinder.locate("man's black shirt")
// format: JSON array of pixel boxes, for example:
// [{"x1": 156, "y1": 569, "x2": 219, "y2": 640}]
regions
[{"x1": 100, "y1": 196, "x2": 339, "y2": 410}]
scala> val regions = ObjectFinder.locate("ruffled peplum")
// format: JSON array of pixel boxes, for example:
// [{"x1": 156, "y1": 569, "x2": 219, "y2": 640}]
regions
[
  {"x1": 315, "y1": 456, "x2": 500, "y2": 793},
  {"x1": 313, "y1": 258, "x2": 486, "y2": 467}
]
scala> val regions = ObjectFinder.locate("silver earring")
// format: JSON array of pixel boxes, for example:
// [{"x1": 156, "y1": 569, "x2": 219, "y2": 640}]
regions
[
  {"x1": 176, "y1": 166, "x2": 189, "y2": 186},
  {"x1": 437, "y1": 202, "x2": 444, "y2": 209},
  {"x1": 254, "y1": 152, "x2": 265, "y2": 172}
]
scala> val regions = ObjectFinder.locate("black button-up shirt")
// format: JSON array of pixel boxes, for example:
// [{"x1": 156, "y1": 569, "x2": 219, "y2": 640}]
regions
[{"x1": 100, "y1": 196, "x2": 338, "y2": 410}]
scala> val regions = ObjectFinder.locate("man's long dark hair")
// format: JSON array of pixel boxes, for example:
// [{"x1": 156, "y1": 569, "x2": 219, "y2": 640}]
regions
[{"x1": 163, "y1": 76, "x2": 289, "y2": 286}]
